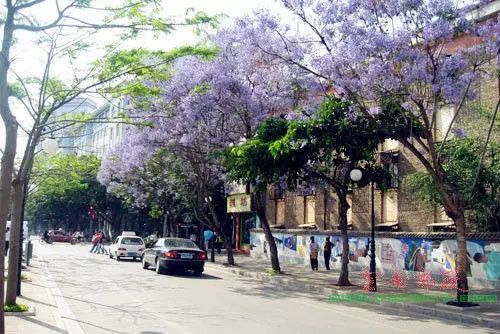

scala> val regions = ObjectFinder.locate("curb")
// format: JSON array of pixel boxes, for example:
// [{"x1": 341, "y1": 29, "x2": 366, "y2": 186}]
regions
[
  {"x1": 206, "y1": 263, "x2": 500, "y2": 330},
  {"x1": 4, "y1": 306, "x2": 36, "y2": 317}
]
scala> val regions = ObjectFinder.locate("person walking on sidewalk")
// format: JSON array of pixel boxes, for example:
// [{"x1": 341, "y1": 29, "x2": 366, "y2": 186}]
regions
[
  {"x1": 324, "y1": 236, "x2": 333, "y2": 270},
  {"x1": 96, "y1": 231, "x2": 108, "y2": 254},
  {"x1": 89, "y1": 231, "x2": 99, "y2": 253},
  {"x1": 5, "y1": 227, "x2": 10, "y2": 255},
  {"x1": 309, "y1": 236, "x2": 319, "y2": 271}
]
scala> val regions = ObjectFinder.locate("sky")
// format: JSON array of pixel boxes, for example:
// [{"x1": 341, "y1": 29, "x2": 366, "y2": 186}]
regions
[{"x1": 0, "y1": 0, "x2": 287, "y2": 155}]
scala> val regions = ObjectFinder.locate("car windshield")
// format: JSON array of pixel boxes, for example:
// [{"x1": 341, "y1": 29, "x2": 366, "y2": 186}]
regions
[
  {"x1": 164, "y1": 239, "x2": 198, "y2": 249},
  {"x1": 121, "y1": 237, "x2": 143, "y2": 245}
]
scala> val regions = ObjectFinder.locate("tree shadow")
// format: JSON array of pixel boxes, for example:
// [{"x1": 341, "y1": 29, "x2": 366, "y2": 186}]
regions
[{"x1": 227, "y1": 277, "x2": 499, "y2": 333}]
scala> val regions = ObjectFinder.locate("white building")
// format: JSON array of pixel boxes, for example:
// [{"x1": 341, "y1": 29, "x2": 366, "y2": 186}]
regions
[{"x1": 73, "y1": 99, "x2": 127, "y2": 158}]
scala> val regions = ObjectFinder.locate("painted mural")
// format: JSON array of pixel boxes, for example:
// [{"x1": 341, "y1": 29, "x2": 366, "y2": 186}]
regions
[{"x1": 250, "y1": 231, "x2": 500, "y2": 282}]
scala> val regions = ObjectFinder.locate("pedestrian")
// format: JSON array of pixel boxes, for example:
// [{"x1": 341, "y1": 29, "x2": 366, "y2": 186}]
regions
[
  {"x1": 324, "y1": 236, "x2": 333, "y2": 270},
  {"x1": 189, "y1": 230, "x2": 197, "y2": 243},
  {"x1": 5, "y1": 227, "x2": 10, "y2": 255},
  {"x1": 309, "y1": 236, "x2": 319, "y2": 271},
  {"x1": 216, "y1": 235, "x2": 222, "y2": 254},
  {"x1": 97, "y1": 232, "x2": 107, "y2": 254},
  {"x1": 89, "y1": 231, "x2": 99, "y2": 253}
]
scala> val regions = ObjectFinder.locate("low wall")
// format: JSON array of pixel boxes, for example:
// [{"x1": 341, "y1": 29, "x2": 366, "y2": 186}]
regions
[{"x1": 249, "y1": 229, "x2": 500, "y2": 289}]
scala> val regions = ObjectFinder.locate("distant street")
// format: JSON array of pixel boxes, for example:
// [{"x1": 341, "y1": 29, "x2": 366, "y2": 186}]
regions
[{"x1": 19, "y1": 242, "x2": 491, "y2": 334}]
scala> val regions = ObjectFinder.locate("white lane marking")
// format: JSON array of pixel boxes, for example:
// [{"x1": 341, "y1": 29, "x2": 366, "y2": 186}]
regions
[
  {"x1": 40, "y1": 271, "x2": 66, "y2": 330},
  {"x1": 39, "y1": 255, "x2": 84, "y2": 334}
]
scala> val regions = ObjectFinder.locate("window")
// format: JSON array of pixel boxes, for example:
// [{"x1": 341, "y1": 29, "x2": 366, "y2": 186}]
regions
[
  {"x1": 382, "y1": 191, "x2": 398, "y2": 222},
  {"x1": 276, "y1": 200, "x2": 285, "y2": 225},
  {"x1": 380, "y1": 152, "x2": 399, "y2": 188},
  {"x1": 439, "y1": 207, "x2": 453, "y2": 222},
  {"x1": 305, "y1": 196, "x2": 315, "y2": 224},
  {"x1": 164, "y1": 239, "x2": 197, "y2": 249},
  {"x1": 120, "y1": 237, "x2": 144, "y2": 245},
  {"x1": 435, "y1": 105, "x2": 454, "y2": 141}
]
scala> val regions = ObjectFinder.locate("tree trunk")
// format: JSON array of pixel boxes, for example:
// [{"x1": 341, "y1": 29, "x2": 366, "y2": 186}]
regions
[
  {"x1": 337, "y1": 190, "x2": 352, "y2": 286},
  {"x1": 162, "y1": 213, "x2": 169, "y2": 237},
  {"x1": 438, "y1": 180, "x2": 469, "y2": 303},
  {"x1": 0, "y1": 121, "x2": 16, "y2": 330},
  {"x1": 255, "y1": 192, "x2": 280, "y2": 272},
  {"x1": 223, "y1": 224, "x2": 234, "y2": 266},
  {"x1": 454, "y1": 211, "x2": 469, "y2": 303},
  {"x1": 0, "y1": 5, "x2": 17, "y2": 331},
  {"x1": 6, "y1": 179, "x2": 23, "y2": 305}
]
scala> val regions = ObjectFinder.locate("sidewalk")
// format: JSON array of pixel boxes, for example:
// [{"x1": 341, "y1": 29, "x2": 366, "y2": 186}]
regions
[
  {"x1": 5, "y1": 256, "x2": 73, "y2": 334},
  {"x1": 206, "y1": 252, "x2": 500, "y2": 330}
]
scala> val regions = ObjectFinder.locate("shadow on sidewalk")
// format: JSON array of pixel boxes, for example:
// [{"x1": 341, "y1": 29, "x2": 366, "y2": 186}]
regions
[
  {"x1": 62, "y1": 316, "x2": 126, "y2": 334},
  {"x1": 20, "y1": 316, "x2": 68, "y2": 334},
  {"x1": 227, "y1": 276, "x2": 499, "y2": 333},
  {"x1": 19, "y1": 295, "x2": 57, "y2": 308}
]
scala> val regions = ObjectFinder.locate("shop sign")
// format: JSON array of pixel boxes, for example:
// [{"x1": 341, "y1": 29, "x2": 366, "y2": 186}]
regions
[{"x1": 227, "y1": 194, "x2": 252, "y2": 213}]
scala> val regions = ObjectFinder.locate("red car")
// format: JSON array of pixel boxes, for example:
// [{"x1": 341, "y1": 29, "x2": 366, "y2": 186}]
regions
[{"x1": 49, "y1": 230, "x2": 77, "y2": 244}]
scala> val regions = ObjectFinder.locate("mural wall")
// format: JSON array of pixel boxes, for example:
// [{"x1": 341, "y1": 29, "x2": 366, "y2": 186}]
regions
[{"x1": 250, "y1": 231, "x2": 500, "y2": 282}]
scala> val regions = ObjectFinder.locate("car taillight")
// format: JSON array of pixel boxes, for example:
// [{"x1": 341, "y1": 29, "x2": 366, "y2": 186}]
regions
[
  {"x1": 164, "y1": 251, "x2": 178, "y2": 259},
  {"x1": 196, "y1": 252, "x2": 206, "y2": 260},
  {"x1": 118, "y1": 248, "x2": 126, "y2": 251}
]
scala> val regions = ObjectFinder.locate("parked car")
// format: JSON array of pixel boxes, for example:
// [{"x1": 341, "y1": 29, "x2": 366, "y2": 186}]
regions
[
  {"x1": 109, "y1": 234, "x2": 145, "y2": 261},
  {"x1": 49, "y1": 230, "x2": 77, "y2": 244},
  {"x1": 142, "y1": 238, "x2": 206, "y2": 276}
]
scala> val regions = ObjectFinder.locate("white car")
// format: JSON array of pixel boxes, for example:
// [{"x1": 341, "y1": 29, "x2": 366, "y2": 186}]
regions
[{"x1": 109, "y1": 235, "x2": 145, "y2": 261}]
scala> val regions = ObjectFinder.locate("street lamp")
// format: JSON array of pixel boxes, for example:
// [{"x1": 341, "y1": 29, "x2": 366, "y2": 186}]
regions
[
  {"x1": 204, "y1": 196, "x2": 215, "y2": 263},
  {"x1": 42, "y1": 137, "x2": 58, "y2": 154},
  {"x1": 350, "y1": 168, "x2": 377, "y2": 292}
]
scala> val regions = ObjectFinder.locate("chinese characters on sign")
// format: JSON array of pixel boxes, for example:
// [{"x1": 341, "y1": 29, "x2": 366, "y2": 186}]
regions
[{"x1": 227, "y1": 194, "x2": 252, "y2": 213}]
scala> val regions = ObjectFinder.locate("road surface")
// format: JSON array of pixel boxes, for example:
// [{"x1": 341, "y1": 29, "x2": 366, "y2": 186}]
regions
[{"x1": 22, "y1": 242, "x2": 493, "y2": 334}]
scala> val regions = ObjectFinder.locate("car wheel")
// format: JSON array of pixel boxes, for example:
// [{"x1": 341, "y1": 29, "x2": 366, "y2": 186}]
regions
[
  {"x1": 155, "y1": 259, "x2": 163, "y2": 275},
  {"x1": 133, "y1": 257, "x2": 137, "y2": 261},
  {"x1": 142, "y1": 257, "x2": 149, "y2": 269},
  {"x1": 116, "y1": 255, "x2": 121, "y2": 261},
  {"x1": 193, "y1": 269, "x2": 203, "y2": 276},
  {"x1": 70, "y1": 239, "x2": 76, "y2": 245}
]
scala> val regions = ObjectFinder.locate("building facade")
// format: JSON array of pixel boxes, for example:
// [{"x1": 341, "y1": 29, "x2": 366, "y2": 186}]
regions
[{"x1": 263, "y1": 2, "x2": 499, "y2": 234}]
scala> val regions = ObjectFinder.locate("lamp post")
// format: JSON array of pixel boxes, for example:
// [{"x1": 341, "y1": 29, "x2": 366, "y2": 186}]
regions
[
  {"x1": 204, "y1": 196, "x2": 215, "y2": 263},
  {"x1": 350, "y1": 168, "x2": 377, "y2": 292}
]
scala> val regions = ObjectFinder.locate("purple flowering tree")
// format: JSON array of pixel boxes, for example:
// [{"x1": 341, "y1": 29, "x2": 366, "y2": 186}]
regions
[
  {"x1": 100, "y1": 24, "x2": 311, "y2": 268},
  {"x1": 241, "y1": 0, "x2": 498, "y2": 302}
]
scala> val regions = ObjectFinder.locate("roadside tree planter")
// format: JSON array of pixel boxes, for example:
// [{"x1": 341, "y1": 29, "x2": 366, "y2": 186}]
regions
[{"x1": 4, "y1": 303, "x2": 35, "y2": 317}]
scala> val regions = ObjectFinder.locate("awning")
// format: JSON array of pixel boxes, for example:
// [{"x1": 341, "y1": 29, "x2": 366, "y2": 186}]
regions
[
  {"x1": 427, "y1": 222, "x2": 455, "y2": 227},
  {"x1": 297, "y1": 223, "x2": 318, "y2": 229},
  {"x1": 270, "y1": 224, "x2": 286, "y2": 229},
  {"x1": 374, "y1": 222, "x2": 399, "y2": 227}
]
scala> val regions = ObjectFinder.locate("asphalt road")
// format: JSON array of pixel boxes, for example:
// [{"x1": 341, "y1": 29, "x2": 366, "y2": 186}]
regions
[{"x1": 33, "y1": 242, "x2": 494, "y2": 334}]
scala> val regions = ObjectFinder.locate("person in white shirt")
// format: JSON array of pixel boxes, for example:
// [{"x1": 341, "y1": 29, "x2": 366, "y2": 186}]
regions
[
  {"x1": 309, "y1": 236, "x2": 319, "y2": 271},
  {"x1": 5, "y1": 227, "x2": 10, "y2": 255},
  {"x1": 189, "y1": 232, "x2": 197, "y2": 243}
]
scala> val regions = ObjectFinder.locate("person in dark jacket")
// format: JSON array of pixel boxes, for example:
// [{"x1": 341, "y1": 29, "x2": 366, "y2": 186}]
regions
[{"x1": 324, "y1": 237, "x2": 333, "y2": 270}]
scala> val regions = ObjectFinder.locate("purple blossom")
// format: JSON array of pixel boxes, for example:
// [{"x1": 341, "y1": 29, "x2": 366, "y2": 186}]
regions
[{"x1": 451, "y1": 127, "x2": 468, "y2": 139}]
